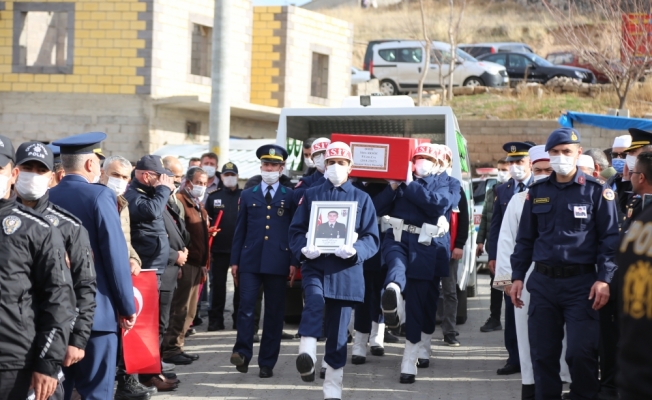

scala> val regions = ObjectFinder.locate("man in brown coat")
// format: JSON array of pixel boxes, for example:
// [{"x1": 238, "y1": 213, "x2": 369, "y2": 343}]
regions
[{"x1": 162, "y1": 167, "x2": 209, "y2": 365}]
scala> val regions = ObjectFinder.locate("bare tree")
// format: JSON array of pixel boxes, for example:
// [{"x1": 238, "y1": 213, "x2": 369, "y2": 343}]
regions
[
  {"x1": 446, "y1": 0, "x2": 467, "y2": 102},
  {"x1": 416, "y1": 0, "x2": 431, "y2": 106},
  {"x1": 543, "y1": 0, "x2": 652, "y2": 109}
]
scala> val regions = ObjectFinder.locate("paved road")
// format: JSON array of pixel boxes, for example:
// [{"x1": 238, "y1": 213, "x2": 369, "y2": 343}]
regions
[{"x1": 158, "y1": 272, "x2": 524, "y2": 399}]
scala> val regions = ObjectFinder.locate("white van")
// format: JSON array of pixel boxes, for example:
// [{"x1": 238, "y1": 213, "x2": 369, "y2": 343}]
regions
[
  {"x1": 370, "y1": 40, "x2": 509, "y2": 95},
  {"x1": 276, "y1": 95, "x2": 478, "y2": 324}
]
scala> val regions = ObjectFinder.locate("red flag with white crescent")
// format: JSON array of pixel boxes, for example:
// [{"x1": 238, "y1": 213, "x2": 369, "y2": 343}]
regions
[{"x1": 123, "y1": 270, "x2": 161, "y2": 374}]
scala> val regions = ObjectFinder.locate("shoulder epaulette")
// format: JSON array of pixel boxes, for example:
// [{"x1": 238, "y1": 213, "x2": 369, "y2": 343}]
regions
[
  {"x1": 45, "y1": 206, "x2": 81, "y2": 228},
  {"x1": 11, "y1": 207, "x2": 49, "y2": 228},
  {"x1": 136, "y1": 188, "x2": 146, "y2": 194},
  {"x1": 207, "y1": 188, "x2": 219, "y2": 195},
  {"x1": 585, "y1": 175, "x2": 602, "y2": 185}
]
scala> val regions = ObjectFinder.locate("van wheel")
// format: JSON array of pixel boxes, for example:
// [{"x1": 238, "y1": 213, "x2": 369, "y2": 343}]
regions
[
  {"x1": 463, "y1": 77, "x2": 484, "y2": 87},
  {"x1": 379, "y1": 79, "x2": 398, "y2": 95}
]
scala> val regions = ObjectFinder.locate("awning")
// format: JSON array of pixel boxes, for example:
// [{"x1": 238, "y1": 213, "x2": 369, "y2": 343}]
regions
[
  {"x1": 559, "y1": 111, "x2": 652, "y2": 131},
  {"x1": 152, "y1": 96, "x2": 281, "y2": 123}
]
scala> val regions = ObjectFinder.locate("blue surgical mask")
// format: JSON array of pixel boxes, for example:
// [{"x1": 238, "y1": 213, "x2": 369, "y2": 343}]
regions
[{"x1": 612, "y1": 158, "x2": 625, "y2": 174}]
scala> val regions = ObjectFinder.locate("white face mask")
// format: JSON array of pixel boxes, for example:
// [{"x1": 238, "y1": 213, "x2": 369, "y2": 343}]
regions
[
  {"x1": 16, "y1": 171, "x2": 50, "y2": 201},
  {"x1": 222, "y1": 176, "x2": 238, "y2": 188},
  {"x1": 190, "y1": 184, "x2": 206, "y2": 199},
  {"x1": 326, "y1": 164, "x2": 349, "y2": 186},
  {"x1": 533, "y1": 174, "x2": 549, "y2": 182},
  {"x1": 550, "y1": 155, "x2": 576, "y2": 176},
  {"x1": 202, "y1": 165, "x2": 216, "y2": 178},
  {"x1": 414, "y1": 159, "x2": 435, "y2": 177},
  {"x1": 626, "y1": 154, "x2": 637, "y2": 171},
  {"x1": 445, "y1": 167, "x2": 452, "y2": 176},
  {"x1": 313, "y1": 153, "x2": 325, "y2": 172},
  {"x1": 261, "y1": 170, "x2": 280, "y2": 185},
  {"x1": 106, "y1": 176, "x2": 128, "y2": 196},
  {"x1": 0, "y1": 174, "x2": 8, "y2": 199},
  {"x1": 497, "y1": 171, "x2": 510, "y2": 183},
  {"x1": 509, "y1": 164, "x2": 528, "y2": 181},
  {"x1": 304, "y1": 157, "x2": 315, "y2": 168}
]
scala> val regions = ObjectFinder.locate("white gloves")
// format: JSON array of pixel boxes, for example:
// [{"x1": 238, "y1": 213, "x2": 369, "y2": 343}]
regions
[
  {"x1": 301, "y1": 245, "x2": 321, "y2": 259},
  {"x1": 437, "y1": 215, "x2": 450, "y2": 235},
  {"x1": 335, "y1": 245, "x2": 356, "y2": 259},
  {"x1": 406, "y1": 161, "x2": 414, "y2": 185}
]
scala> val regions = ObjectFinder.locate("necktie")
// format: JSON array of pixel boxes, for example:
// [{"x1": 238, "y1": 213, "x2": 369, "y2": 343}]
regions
[
  {"x1": 330, "y1": 224, "x2": 334, "y2": 228},
  {"x1": 518, "y1": 182, "x2": 525, "y2": 193},
  {"x1": 265, "y1": 186, "x2": 272, "y2": 205}
]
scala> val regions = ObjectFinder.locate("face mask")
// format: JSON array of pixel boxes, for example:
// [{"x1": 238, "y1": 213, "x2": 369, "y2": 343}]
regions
[
  {"x1": 612, "y1": 158, "x2": 625, "y2": 174},
  {"x1": 261, "y1": 170, "x2": 280, "y2": 185},
  {"x1": 190, "y1": 184, "x2": 206, "y2": 199},
  {"x1": 509, "y1": 164, "x2": 528, "y2": 181},
  {"x1": 497, "y1": 171, "x2": 510, "y2": 183},
  {"x1": 533, "y1": 174, "x2": 548, "y2": 182},
  {"x1": 304, "y1": 157, "x2": 315, "y2": 168},
  {"x1": 222, "y1": 176, "x2": 238, "y2": 188},
  {"x1": 414, "y1": 159, "x2": 435, "y2": 177},
  {"x1": 313, "y1": 154, "x2": 325, "y2": 172},
  {"x1": 550, "y1": 155, "x2": 576, "y2": 176},
  {"x1": 0, "y1": 174, "x2": 8, "y2": 199},
  {"x1": 202, "y1": 165, "x2": 216, "y2": 178},
  {"x1": 626, "y1": 154, "x2": 637, "y2": 172},
  {"x1": 16, "y1": 171, "x2": 50, "y2": 201},
  {"x1": 326, "y1": 164, "x2": 349, "y2": 186},
  {"x1": 106, "y1": 177, "x2": 128, "y2": 196}
]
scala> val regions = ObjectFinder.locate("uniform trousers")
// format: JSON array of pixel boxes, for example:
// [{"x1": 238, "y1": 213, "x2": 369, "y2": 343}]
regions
[
  {"x1": 208, "y1": 253, "x2": 231, "y2": 327},
  {"x1": 233, "y1": 272, "x2": 286, "y2": 368},
  {"x1": 405, "y1": 277, "x2": 440, "y2": 344},
  {"x1": 299, "y1": 267, "x2": 356, "y2": 369},
  {"x1": 63, "y1": 331, "x2": 118, "y2": 400},
  {"x1": 489, "y1": 273, "x2": 504, "y2": 320},
  {"x1": 598, "y1": 283, "x2": 619, "y2": 396},
  {"x1": 528, "y1": 271, "x2": 600, "y2": 400},
  {"x1": 354, "y1": 263, "x2": 385, "y2": 334},
  {"x1": 162, "y1": 263, "x2": 202, "y2": 358},
  {"x1": 0, "y1": 369, "x2": 31, "y2": 400},
  {"x1": 440, "y1": 258, "x2": 459, "y2": 336},
  {"x1": 504, "y1": 293, "x2": 520, "y2": 366}
]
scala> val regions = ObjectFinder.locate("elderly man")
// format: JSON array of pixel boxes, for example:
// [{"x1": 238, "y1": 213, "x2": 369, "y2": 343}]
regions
[
  {"x1": 577, "y1": 154, "x2": 596, "y2": 177},
  {"x1": 200, "y1": 152, "x2": 221, "y2": 200},
  {"x1": 163, "y1": 156, "x2": 186, "y2": 219},
  {"x1": 584, "y1": 148, "x2": 611, "y2": 180}
]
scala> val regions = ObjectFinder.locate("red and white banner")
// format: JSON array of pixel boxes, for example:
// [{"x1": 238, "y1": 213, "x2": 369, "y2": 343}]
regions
[{"x1": 123, "y1": 270, "x2": 161, "y2": 374}]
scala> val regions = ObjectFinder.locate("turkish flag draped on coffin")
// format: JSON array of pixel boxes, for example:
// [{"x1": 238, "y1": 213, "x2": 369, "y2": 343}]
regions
[{"x1": 123, "y1": 270, "x2": 161, "y2": 374}]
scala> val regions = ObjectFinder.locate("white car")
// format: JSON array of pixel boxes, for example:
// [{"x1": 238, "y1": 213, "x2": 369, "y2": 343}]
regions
[
  {"x1": 351, "y1": 66, "x2": 371, "y2": 85},
  {"x1": 370, "y1": 40, "x2": 509, "y2": 95}
]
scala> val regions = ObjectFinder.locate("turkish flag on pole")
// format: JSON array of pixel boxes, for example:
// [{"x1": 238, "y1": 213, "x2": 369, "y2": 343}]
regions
[{"x1": 123, "y1": 270, "x2": 161, "y2": 374}]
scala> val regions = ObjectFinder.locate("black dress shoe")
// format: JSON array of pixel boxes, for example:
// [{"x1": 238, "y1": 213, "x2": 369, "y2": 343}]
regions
[
  {"x1": 259, "y1": 366, "x2": 274, "y2": 378},
  {"x1": 230, "y1": 352, "x2": 249, "y2": 373},
  {"x1": 384, "y1": 330, "x2": 399, "y2": 343},
  {"x1": 522, "y1": 384, "x2": 535, "y2": 400},
  {"x1": 399, "y1": 373, "x2": 415, "y2": 384},
  {"x1": 180, "y1": 352, "x2": 199, "y2": 361},
  {"x1": 351, "y1": 355, "x2": 366, "y2": 365},
  {"x1": 382, "y1": 287, "x2": 400, "y2": 328},
  {"x1": 281, "y1": 331, "x2": 295, "y2": 340},
  {"x1": 193, "y1": 316, "x2": 203, "y2": 326},
  {"x1": 480, "y1": 317, "x2": 503, "y2": 332},
  {"x1": 444, "y1": 333, "x2": 461, "y2": 347},
  {"x1": 253, "y1": 334, "x2": 260, "y2": 343},
  {"x1": 296, "y1": 353, "x2": 315, "y2": 382},
  {"x1": 115, "y1": 375, "x2": 153, "y2": 400},
  {"x1": 417, "y1": 358, "x2": 429, "y2": 368},
  {"x1": 370, "y1": 346, "x2": 385, "y2": 356},
  {"x1": 207, "y1": 322, "x2": 224, "y2": 332},
  {"x1": 162, "y1": 354, "x2": 193, "y2": 366},
  {"x1": 320, "y1": 367, "x2": 326, "y2": 379},
  {"x1": 185, "y1": 328, "x2": 196, "y2": 337},
  {"x1": 497, "y1": 363, "x2": 521, "y2": 375}
]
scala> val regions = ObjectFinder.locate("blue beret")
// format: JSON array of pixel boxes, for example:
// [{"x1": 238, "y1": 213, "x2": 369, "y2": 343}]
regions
[
  {"x1": 545, "y1": 128, "x2": 580, "y2": 151},
  {"x1": 256, "y1": 144, "x2": 288, "y2": 164},
  {"x1": 502, "y1": 142, "x2": 534, "y2": 161}
]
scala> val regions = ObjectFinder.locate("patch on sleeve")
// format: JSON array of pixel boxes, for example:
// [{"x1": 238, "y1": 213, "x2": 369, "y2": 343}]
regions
[
  {"x1": 578, "y1": 175, "x2": 585, "y2": 185},
  {"x1": 2, "y1": 215, "x2": 21, "y2": 235},
  {"x1": 603, "y1": 188, "x2": 615, "y2": 201},
  {"x1": 295, "y1": 180, "x2": 303, "y2": 188}
]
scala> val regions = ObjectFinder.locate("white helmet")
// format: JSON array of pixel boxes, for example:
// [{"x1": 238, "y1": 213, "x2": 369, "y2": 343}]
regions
[
  {"x1": 311, "y1": 138, "x2": 331, "y2": 155},
  {"x1": 412, "y1": 143, "x2": 440, "y2": 161},
  {"x1": 324, "y1": 142, "x2": 353, "y2": 164}
]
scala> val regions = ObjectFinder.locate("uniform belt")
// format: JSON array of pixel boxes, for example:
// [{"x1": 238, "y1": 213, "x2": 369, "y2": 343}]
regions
[
  {"x1": 534, "y1": 263, "x2": 595, "y2": 279},
  {"x1": 402, "y1": 224, "x2": 421, "y2": 234}
]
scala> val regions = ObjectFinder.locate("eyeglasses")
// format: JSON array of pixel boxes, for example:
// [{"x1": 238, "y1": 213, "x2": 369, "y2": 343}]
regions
[
  {"x1": 611, "y1": 152, "x2": 626, "y2": 159},
  {"x1": 631, "y1": 171, "x2": 642, "y2": 175}
]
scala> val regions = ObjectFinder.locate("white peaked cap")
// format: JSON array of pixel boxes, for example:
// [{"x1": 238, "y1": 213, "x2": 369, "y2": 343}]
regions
[
  {"x1": 528, "y1": 145, "x2": 549, "y2": 164},
  {"x1": 612, "y1": 135, "x2": 632, "y2": 149}
]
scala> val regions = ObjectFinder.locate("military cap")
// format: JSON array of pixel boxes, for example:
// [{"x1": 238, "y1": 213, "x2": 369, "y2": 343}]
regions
[
  {"x1": 16, "y1": 141, "x2": 54, "y2": 171},
  {"x1": 0, "y1": 135, "x2": 15, "y2": 166},
  {"x1": 48, "y1": 144, "x2": 61, "y2": 164},
  {"x1": 53, "y1": 132, "x2": 107, "y2": 160},
  {"x1": 135, "y1": 154, "x2": 173, "y2": 176},
  {"x1": 222, "y1": 162, "x2": 238, "y2": 175},
  {"x1": 544, "y1": 128, "x2": 580, "y2": 152},
  {"x1": 626, "y1": 128, "x2": 652, "y2": 152},
  {"x1": 503, "y1": 141, "x2": 534, "y2": 161},
  {"x1": 256, "y1": 144, "x2": 288, "y2": 164}
]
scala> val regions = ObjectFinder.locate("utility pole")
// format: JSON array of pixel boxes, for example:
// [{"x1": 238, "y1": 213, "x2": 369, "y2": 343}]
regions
[{"x1": 209, "y1": 0, "x2": 230, "y2": 163}]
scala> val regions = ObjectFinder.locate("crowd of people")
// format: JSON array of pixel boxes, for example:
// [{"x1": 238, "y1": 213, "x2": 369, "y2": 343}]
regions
[{"x1": 0, "y1": 125, "x2": 651, "y2": 400}]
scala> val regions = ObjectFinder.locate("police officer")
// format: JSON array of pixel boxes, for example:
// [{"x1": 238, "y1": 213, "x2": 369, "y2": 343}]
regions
[
  {"x1": 48, "y1": 132, "x2": 137, "y2": 400},
  {"x1": 488, "y1": 141, "x2": 534, "y2": 376},
  {"x1": 624, "y1": 151, "x2": 652, "y2": 231},
  {"x1": 229, "y1": 145, "x2": 298, "y2": 379},
  {"x1": 293, "y1": 137, "x2": 330, "y2": 203},
  {"x1": 290, "y1": 142, "x2": 379, "y2": 400},
  {"x1": 13, "y1": 141, "x2": 98, "y2": 393},
  {"x1": 375, "y1": 143, "x2": 460, "y2": 384},
  {"x1": 606, "y1": 135, "x2": 634, "y2": 220},
  {"x1": 207, "y1": 162, "x2": 242, "y2": 331},
  {"x1": 510, "y1": 128, "x2": 619, "y2": 400},
  {"x1": 0, "y1": 135, "x2": 75, "y2": 400}
]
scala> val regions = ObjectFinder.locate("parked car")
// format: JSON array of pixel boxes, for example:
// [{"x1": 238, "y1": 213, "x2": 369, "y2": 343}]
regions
[
  {"x1": 458, "y1": 42, "x2": 534, "y2": 58},
  {"x1": 477, "y1": 51, "x2": 595, "y2": 84},
  {"x1": 371, "y1": 40, "x2": 509, "y2": 95},
  {"x1": 351, "y1": 66, "x2": 371, "y2": 84},
  {"x1": 363, "y1": 39, "x2": 404, "y2": 71},
  {"x1": 546, "y1": 51, "x2": 623, "y2": 84}
]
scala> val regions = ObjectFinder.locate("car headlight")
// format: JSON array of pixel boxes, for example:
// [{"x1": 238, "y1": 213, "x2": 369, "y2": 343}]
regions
[{"x1": 574, "y1": 71, "x2": 586, "y2": 79}]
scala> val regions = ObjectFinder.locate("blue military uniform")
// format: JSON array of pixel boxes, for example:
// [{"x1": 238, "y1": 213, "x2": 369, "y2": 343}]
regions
[
  {"x1": 511, "y1": 128, "x2": 619, "y2": 400},
  {"x1": 293, "y1": 170, "x2": 325, "y2": 203},
  {"x1": 487, "y1": 141, "x2": 534, "y2": 373},
  {"x1": 48, "y1": 133, "x2": 136, "y2": 400},
  {"x1": 230, "y1": 145, "x2": 299, "y2": 375}
]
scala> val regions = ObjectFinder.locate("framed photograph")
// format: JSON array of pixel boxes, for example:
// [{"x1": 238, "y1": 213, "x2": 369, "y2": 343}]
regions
[{"x1": 306, "y1": 201, "x2": 358, "y2": 253}]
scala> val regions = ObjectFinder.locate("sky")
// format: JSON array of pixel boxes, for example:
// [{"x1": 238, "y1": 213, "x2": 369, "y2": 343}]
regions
[{"x1": 252, "y1": 0, "x2": 311, "y2": 5}]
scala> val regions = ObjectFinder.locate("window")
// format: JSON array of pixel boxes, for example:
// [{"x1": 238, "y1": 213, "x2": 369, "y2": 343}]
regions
[
  {"x1": 13, "y1": 3, "x2": 75, "y2": 74},
  {"x1": 508, "y1": 55, "x2": 531, "y2": 69},
  {"x1": 311, "y1": 52, "x2": 329, "y2": 99},
  {"x1": 485, "y1": 54, "x2": 507, "y2": 66},
  {"x1": 398, "y1": 48, "x2": 422, "y2": 63},
  {"x1": 186, "y1": 121, "x2": 200, "y2": 139},
  {"x1": 378, "y1": 49, "x2": 396, "y2": 62},
  {"x1": 191, "y1": 24, "x2": 212, "y2": 78}
]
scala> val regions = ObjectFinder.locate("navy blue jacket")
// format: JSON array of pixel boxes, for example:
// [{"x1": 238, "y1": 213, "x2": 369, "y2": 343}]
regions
[
  {"x1": 49, "y1": 174, "x2": 135, "y2": 332},
  {"x1": 293, "y1": 170, "x2": 325, "y2": 204},
  {"x1": 230, "y1": 184, "x2": 298, "y2": 275},
  {"x1": 487, "y1": 176, "x2": 532, "y2": 261},
  {"x1": 123, "y1": 180, "x2": 172, "y2": 275},
  {"x1": 511, "y1": 171, "x2": 619, "y2": 283},
  {"x1": 289, "y1": 180, "x2": 380, "y2": 302}
]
